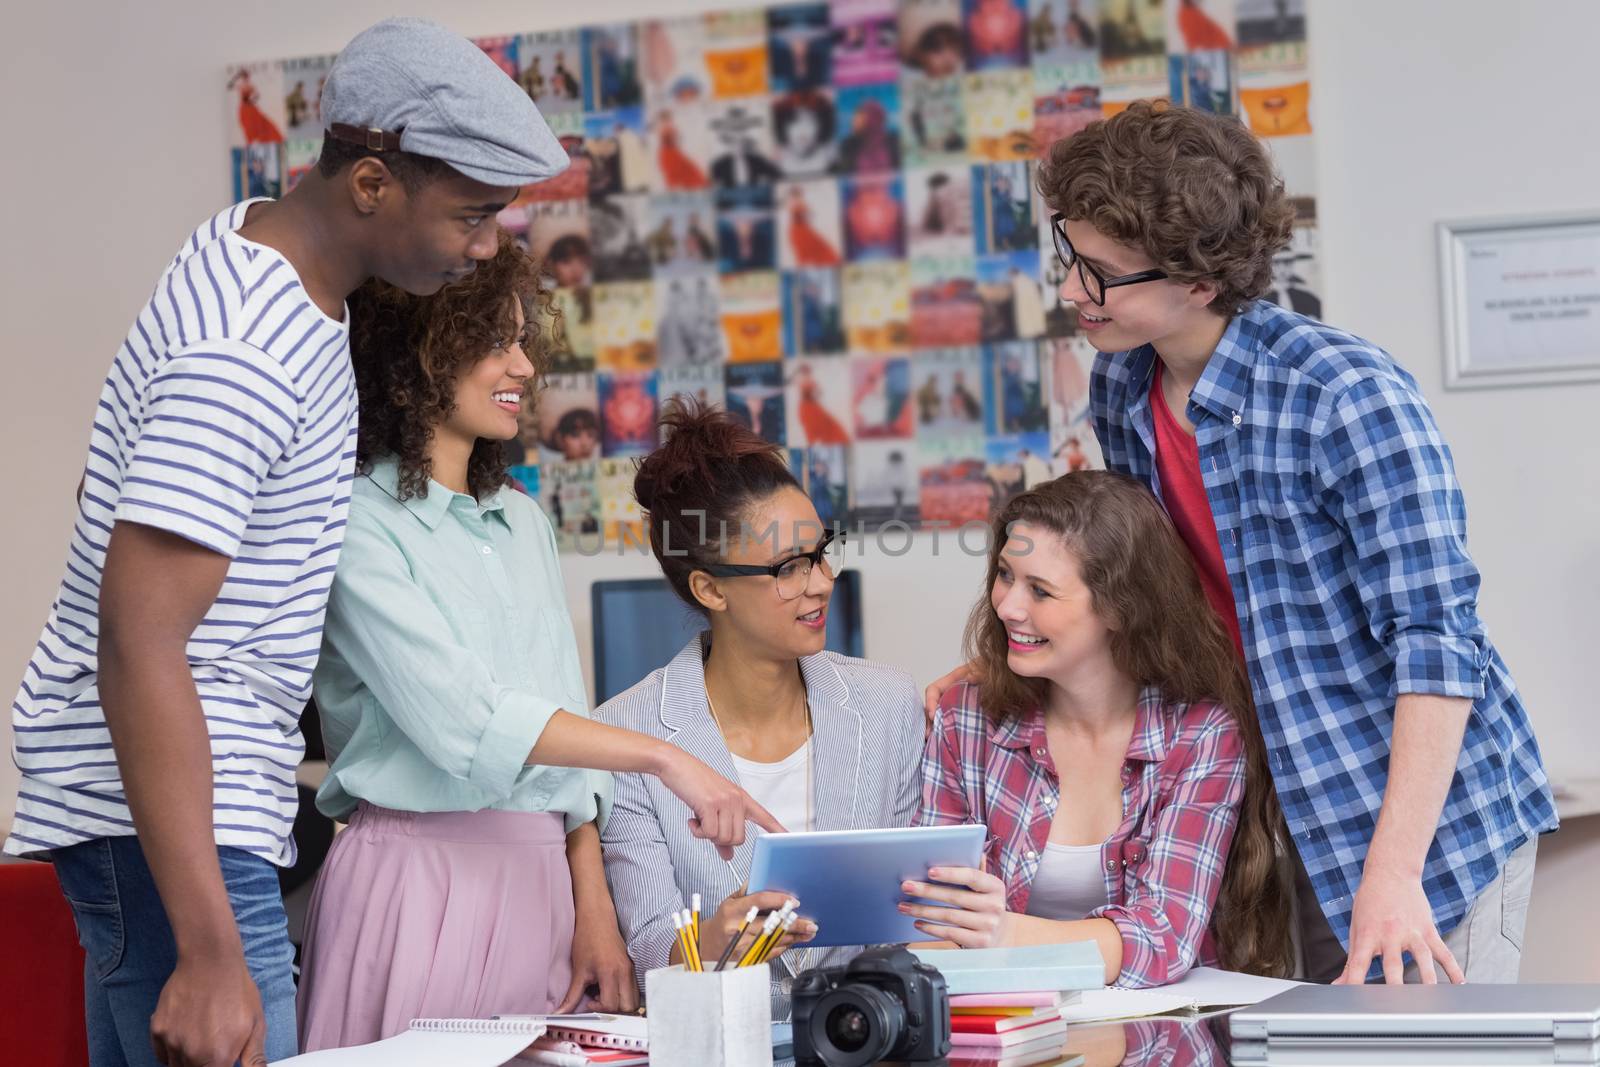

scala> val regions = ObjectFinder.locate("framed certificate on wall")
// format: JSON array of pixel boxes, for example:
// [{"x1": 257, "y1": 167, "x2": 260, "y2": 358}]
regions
[{"x1": 1438, "y1": 212, "x2": 1600, "y2": 390}]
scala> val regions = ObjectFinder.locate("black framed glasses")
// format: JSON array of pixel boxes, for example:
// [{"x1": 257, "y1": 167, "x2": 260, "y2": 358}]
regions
[
  {"x1": 1049, "y1": 213, "x2": 1168, "y2": 306},
  {"x1": 700, "y1": 530, "x2": 845, "y2": 601}
]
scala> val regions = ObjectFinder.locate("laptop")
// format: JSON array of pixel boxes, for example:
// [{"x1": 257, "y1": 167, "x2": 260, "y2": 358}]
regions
[{"x1": 1230, "y1": 985, "x2": 1600, "y2": 1065}]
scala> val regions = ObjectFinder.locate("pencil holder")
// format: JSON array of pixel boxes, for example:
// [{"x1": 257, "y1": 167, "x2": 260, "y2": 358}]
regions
[{"x1": 645, "y1": 962, "x2": 773, "y2": 1067}]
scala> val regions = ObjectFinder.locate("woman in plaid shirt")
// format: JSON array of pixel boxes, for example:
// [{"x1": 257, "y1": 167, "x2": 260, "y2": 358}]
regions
[{"x1": 903, "y1": 471, "x2": 1292, "y2": 986}]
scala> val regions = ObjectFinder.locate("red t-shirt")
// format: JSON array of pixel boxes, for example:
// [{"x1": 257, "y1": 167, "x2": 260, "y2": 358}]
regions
[{"x1": 1150, "y1": 363, "x2": 1244, "y2": 657}]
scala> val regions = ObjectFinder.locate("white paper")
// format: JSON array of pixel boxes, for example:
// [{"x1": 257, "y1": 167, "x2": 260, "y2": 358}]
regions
[
  {"x1": 272, "y1": 1028, "x2": 539, "y2": 1066},
  {"x1": 1058, "y1": 967, "x2": 1304, "y2": 1023},
  {"x1": 1168, "y1": 965, "x2": 1303, "y2": 1008},
  {"x1": 1059, "y1": 989, "x2": 1200, "y2": 1024}
]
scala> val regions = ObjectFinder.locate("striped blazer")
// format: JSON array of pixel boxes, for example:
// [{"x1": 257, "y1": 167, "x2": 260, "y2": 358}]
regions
[{"x1": 596, "y1": 632, "x2": 923, "y2": 1005}]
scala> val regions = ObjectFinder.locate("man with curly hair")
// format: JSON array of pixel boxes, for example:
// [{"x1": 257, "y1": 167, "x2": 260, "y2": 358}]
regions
[
  {"x1": 3, "y1": 19, "x2": 571, "y2": 1067},
  {"x1": 1038, "y1": 103, "x2": 1555, "y2": 986}
]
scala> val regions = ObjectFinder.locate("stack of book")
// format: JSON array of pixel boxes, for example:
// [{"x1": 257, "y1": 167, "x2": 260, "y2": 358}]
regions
[
  {"x1": 946, "y1": 991, "x2": 1075, "y2": 1066},
  {"x1": 911, "y1": 942, "x2": 1105, "y2": 998},
  {"x1": 910, "y1": 942, "x2": 1105, "y2": 1067}
]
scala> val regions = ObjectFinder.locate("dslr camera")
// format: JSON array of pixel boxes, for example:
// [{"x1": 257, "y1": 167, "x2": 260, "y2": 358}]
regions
[{"x1": 791, "y1": 946, "x2": 950, "y2": 1066}]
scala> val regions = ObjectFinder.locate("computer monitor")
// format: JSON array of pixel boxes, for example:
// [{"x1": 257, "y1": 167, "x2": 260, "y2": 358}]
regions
[{"x1": 590, "y1": 570, "x2": 864, "y2": 705}]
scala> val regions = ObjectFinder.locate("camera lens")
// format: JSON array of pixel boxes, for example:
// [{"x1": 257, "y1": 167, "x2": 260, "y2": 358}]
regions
[
  {"x1": 806, "y1": 986, "x2": 904, "y2": 1067},
  {"x1": 825, "y1": 1005, "x2": 871, "y2": 1052}
]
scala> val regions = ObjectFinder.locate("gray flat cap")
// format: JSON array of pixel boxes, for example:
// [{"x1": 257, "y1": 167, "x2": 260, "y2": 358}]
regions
[{"x1": 321, "y1": 17, "x2": 568, "y2": 188}]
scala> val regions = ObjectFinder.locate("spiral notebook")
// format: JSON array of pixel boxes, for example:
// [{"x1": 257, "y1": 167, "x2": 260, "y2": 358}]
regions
[
  {"x1": 521, "y1": 1036, "x2": 649, "y2": 1066},
  {"x1": 500, "y1": 1012, "x2": 650, "y2": 1052},
  {"x1": 274, "y1": 1017, "x2": 546, "y2": 1066}
]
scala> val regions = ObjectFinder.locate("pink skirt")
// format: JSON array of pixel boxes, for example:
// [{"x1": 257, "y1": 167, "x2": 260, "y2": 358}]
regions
[{"x1": 297, "y1": 804, "x2": 575, "y2": 1052}]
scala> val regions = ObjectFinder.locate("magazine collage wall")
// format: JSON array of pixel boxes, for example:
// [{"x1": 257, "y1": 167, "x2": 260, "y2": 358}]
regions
[{"x1": 227, "y1": 0, "x2": 1317, "y2": 550}]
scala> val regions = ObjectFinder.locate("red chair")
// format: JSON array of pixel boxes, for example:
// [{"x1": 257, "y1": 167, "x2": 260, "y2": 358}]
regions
[{"x1": 0, "y1": 859, "x2": 89, "y2": 1067}]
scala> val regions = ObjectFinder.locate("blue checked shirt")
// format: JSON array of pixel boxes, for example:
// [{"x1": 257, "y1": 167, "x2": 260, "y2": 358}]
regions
[{"x1": 1091, "y1": 299, "x2": 1557, "y2": 954}]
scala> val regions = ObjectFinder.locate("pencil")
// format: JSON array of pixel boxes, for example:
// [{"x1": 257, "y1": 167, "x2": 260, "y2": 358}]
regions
[
  {"x1": 738, "y1": 911, "x2": 783, "y2": 968},
  {"x1": 756, "y1": 913, "x2": 793, "y2": 966},
  {"x1": 682, "y1": 909, "x2": 704, "y2": 973},
  {"x1": 741, "y1": 900, "x2": 796, "y2": 967},
  {"x1": 756, "y1": 913, "x2": 798, "y2": 965},
  {"x1": 750, "y1": 912, "x2": 792, "y2": 968},
  {"x1": 714, "y1": 905, "x2": 760, "y2": 972},
  {"x1": 671, "y1": 911, "x2": 698, "y2": 972},
  {"x1": 690, "y1": 893, "x2": 701, "y2": 947},
  {"x1": 684, "y1": 909, "x2": 703, "y2": 972},
  {"x1": 760, "y1": 900, "x2": 801, "y2": 964}
]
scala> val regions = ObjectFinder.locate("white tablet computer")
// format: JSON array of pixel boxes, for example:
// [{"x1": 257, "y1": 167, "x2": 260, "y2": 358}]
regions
[{"x1": 746, "y1": 824, "x2": 986, "y2": 948}]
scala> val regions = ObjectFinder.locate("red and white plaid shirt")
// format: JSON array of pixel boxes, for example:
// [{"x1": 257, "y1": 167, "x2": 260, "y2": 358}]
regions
[{"x1": 916, "y1": 682, "x2": 1246, "y2": 988}]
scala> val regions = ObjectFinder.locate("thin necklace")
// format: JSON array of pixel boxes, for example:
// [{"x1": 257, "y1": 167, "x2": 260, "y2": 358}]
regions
[{"x1": 706, "y1": 688, "x2": 814, "y2": 832}]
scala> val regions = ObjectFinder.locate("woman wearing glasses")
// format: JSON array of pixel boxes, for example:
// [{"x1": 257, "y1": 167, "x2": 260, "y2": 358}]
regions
[{"x1": 597, "y1": 399, "x2": 924, "y2": 1005}]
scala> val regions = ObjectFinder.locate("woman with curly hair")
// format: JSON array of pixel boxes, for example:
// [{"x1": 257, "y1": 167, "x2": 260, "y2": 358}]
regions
[{"x1": 295, "y1": 234, "x2": 779, "y2": 1050}]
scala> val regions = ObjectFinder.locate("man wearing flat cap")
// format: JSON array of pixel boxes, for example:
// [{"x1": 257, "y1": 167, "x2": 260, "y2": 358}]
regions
[{"x1": 4, "y1": 18, "x2": 569, "y2": 1067}]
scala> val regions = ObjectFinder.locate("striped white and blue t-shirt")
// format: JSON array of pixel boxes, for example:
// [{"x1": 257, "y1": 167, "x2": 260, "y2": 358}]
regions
[{"x1": 5, "y1": 199, "x2": 358, "y2": 866}]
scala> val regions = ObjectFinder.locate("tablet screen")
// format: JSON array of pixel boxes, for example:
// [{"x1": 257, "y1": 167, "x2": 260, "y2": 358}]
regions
[{"x1": 747, "y1": 824, "x2": 985, "y2": 948}]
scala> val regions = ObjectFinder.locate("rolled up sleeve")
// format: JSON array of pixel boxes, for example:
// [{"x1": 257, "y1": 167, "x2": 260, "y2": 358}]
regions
[
  {"x1": 1316, "y1": 375, "x2": 1488, "y2": 701},
  {"x1": 465, "y1": 689, "x2": 562, "y2": 799}
]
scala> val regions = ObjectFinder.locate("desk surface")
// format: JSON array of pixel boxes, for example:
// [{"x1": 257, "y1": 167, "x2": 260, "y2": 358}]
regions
[
  {"x1": 779, "y1": 1010, "x2": 1600, "y2": 1066},
  {"x1": 777, "y1": 1013, "x2": 1236, "y2": 1067}
]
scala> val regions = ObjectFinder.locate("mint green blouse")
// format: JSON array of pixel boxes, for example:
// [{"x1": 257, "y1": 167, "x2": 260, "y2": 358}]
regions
[{"x1": 312, "y1": 457, "x2": 609, "y2": 831}]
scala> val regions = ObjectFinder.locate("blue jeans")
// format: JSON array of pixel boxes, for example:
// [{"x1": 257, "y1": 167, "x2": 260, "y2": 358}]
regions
[{"x1": 51, "y1": 837, "x2": 298, "y2": 1067}]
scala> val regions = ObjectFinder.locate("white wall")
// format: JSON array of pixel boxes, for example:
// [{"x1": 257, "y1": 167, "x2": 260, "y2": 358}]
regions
[
  {"x1": 1, "y1": 1, "x2": 1596, "y2": 975},
  {"x1": 1308, "y1": 3, "x2": 1600, "y2": 785}
]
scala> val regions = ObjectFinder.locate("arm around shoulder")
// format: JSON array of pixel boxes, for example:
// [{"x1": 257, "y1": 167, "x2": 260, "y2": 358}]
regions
[{"x1": 914, "y1": 682, "x2": 982, "y2": 828}]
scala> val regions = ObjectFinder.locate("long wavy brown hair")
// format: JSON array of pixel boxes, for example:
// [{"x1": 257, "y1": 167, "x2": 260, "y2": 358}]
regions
[
  {"x1": 966, "y1": 470, "x2": 1293, "y2": 977},
  {"x1": 348, "y1": 230, "x2": 553, "y2": 501}
]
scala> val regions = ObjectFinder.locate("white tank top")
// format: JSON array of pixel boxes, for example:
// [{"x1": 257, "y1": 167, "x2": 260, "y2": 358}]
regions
[
  {"x1": 730, "y1": 742, "x2": 810, "y2": 833},
  {"x1": 1024, "y1": 842, "x2": 1111, "y2": 920}
]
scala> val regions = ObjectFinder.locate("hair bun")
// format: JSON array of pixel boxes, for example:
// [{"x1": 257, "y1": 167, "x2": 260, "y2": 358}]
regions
[
  {"x1": 632, "y1": 397, "x2": 783, "y2": 514},
  {"x1": 632, "y1": 396, "x2": 801, "y2": 614}
]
